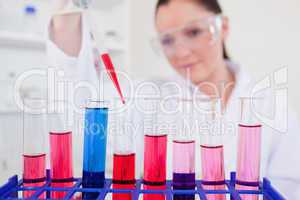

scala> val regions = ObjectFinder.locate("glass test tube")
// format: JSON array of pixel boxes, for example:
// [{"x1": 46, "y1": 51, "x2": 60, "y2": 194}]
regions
[
  {"x1": 111, "y1": 98, "x2": 136, "y2": 200},
  {"x1": 82, "y1": 100, "x2": 109, "y2": 199},
  {"x1": 236, "y1": 98, "x2": 262, "y2": 200},
  {"x1": 142, "y1": 98, "x2": 167, "y2": 200},
  {"x1": 22, "y1": 98, "x2": 47, "y2": 198},
  {"x1": 199, "y1": 98, "x2": 226, "y2": 200},
  {"x1": 172, "y1": 99, "x2": 196, "y2": 200},
  {"x1": 48, "y1": 100, "x2": 74, "y2": 199}
]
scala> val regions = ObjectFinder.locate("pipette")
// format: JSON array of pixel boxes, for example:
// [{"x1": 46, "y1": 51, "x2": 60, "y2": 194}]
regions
[
  {"x1": 83, "y1": 2, "x2": 126, "y2": 104},
  {"x1": 56, "y1": 0, "x2": 126, "y2": 104},
  {"x1": 100, "y1": 52, "x2": 126, "y2": 104}
]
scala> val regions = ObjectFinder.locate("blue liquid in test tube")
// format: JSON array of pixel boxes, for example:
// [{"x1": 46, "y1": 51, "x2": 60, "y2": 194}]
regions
[{"x1": 82, "y1": 101, "x2": 108, "y2": 199}]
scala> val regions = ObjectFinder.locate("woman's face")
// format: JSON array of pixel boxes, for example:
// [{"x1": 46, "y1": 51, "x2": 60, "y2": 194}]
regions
[{"x1": 155, "y1": 0, "x2": 228, "y2": 84}]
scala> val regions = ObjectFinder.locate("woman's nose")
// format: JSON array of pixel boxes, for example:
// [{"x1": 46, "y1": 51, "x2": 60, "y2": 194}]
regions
[{"x1": 174, "y1": 43, "x2": 192, "y2": 58}]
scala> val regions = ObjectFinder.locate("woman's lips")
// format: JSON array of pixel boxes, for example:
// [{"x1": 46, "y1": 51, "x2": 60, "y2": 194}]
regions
[{"x1": 180, "y1": 62, "x2": 197, "y2": 69}]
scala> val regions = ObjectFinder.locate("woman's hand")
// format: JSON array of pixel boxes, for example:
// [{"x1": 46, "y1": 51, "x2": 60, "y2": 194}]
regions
[{"x1": 50, "y1": 0, "x2": 83, "y2": 57}]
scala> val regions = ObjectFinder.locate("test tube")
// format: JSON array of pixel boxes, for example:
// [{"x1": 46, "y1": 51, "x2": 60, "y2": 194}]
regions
[
  {"x1": 48, "y1": 100, "x2": 74, "y2": 199},
  {"x1": 111, "y1": 98, "x2": 136, "y2": 200},
  {"x1": 142, "y1": 98, "x2": 167, "y2": 200},
  {"x1": 172, "y1": 99, "x2": 196, "y2": 200},
  {"x1": 198, "y1": 98, "x2": 226, "y2": 200},
  {"x1": 22, "y1": 98, "x2": 47, "y2": 198},
  {"x1": 236, "y1": 98, "x2": 262, "y2": 200},
  {"x1": 82, "y1": 100, "x2": 109, "y2": 199}
]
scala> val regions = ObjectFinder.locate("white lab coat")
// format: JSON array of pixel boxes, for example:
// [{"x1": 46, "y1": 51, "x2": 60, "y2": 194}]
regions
[{"x1": 47, "y1": 14, "x2": 300, "y2": 199}]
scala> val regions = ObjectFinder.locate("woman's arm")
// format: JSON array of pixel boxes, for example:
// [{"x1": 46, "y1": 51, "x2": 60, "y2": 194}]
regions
[{"x1": 50, "y1": 13, "x2": 82, "y2": 57}]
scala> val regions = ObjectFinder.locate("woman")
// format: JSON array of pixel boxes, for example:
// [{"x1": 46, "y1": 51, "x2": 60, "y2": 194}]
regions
[
  {"x1": 154, "y1": 0, "x2": 233, "y2": 105},
  {"x1": 47, "y1": 0, "x2": 300, "y2": 198},
  {"x1": 153, "y1": 0, "x2": 300, "y2": 199}
]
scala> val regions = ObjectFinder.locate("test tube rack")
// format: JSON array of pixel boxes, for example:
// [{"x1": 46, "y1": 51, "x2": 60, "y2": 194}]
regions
[{"x1": 0, "y1": 171, "x2": 286, "y2": 200}]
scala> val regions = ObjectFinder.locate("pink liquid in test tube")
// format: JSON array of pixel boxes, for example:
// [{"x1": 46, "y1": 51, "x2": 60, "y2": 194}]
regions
[
  {"x1": 50, "y1": 131, "x2": 74, "y2": 199},
  {"x1": 173, "y1": 140, "x2": 195, "y2": 200},
  {"x1": 201, "y1": 145, "x2": 226, "y2": 200},
  {"x1": 23, "y1": 154, "x2": 46, "y2": 198},
  {"x1": 236, "y1": 124, "x2": 261, "y2": 200},
  {"x1": 143, "y1": 134, "x2": 167, "y2": 200}
]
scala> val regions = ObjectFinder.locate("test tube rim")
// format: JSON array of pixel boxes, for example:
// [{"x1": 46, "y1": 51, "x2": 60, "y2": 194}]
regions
[
  {"x1": 145, "y1": 134, "x2": 167, "y2": 138},
  {"x1": 173, "y1": 140, "x2": 195, "y2": 144},
  {"x1": 22, "y1": 153, "x2": 46, "y2": 158},
  {"x1": 238, "y1": 124, "x2": 262, "y2": 128},
  {"x1": 113, "y1": 152, "x2": 135, "y2": 157},
  {"x1": 49, "y1": 131, "x2": 72, "y2": 135},
  {"x1": 200, "y1": 144, "x2": 223, "y2": 149},
  {"x1": 85, "y1": 100, "x2": 109, "y2": 109}
]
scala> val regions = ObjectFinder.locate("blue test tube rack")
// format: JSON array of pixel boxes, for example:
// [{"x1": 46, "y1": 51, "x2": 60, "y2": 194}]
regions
[{"x1": 0, "y1": 170, "x2": 286, "y2": 200}]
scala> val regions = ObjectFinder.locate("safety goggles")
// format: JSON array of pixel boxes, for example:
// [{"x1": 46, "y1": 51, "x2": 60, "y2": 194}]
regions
[{"x1": 151, "y1": 15, "x2": 223, "y2": 57}]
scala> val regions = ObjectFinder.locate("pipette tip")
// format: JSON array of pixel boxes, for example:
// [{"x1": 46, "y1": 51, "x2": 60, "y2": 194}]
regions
[{"x1": 100, "y1": 53, "x2": 126, "y2": 105}]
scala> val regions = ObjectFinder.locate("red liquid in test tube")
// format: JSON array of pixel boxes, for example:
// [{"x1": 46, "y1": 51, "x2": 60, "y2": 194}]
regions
[
  {"x1": 236, "y1": 124, "x2": 261, "y2": 200},
  {"x1": 111, "y1": 99, "x2": 138, "y2": 200},
  {"x1": 23, "y1": 154, "x2": 46, "y2": 198},
  {"x1": 50, "y1": 131, "x2": 74, "y2": 199},
  {"x1": 113, "y1": 153, "x2": 135, "y2": 200},
  {"x1": 143, "y1": 134, "x2": 167, "y2": 200},
  {"x1": 201, "y1": 145, "x2": 226, "y2": 200},
  {"x1": 22, "y1": 98, "x2": 47, "y2": 198}
]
